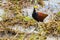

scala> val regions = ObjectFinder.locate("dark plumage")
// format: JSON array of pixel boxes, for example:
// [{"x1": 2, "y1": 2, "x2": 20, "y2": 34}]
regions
[
  {"x1": 32, "y1": 8, "x2": 39, "y2": 21},
  {"x1": 32, "y1": 8, "x2": 48, "y2": 22}
]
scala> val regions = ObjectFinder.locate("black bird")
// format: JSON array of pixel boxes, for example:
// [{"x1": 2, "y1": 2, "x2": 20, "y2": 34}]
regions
[{"x1": 32, "y1": 8, "x2": 48, "y2": 22}]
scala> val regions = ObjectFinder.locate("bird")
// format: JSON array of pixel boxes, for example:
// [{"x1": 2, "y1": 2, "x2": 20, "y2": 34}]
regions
[{"x1": 32, "y1": 8, "x2": 48, "y2": 22}]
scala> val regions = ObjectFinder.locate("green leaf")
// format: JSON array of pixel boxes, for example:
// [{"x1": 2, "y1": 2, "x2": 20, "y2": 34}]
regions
[
  {"x1": 57, "y1": 12, "x2": 60, "y2": 15},
  {"x1": 23, "y1": 16, "x2": 31, "y2": 21}
]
